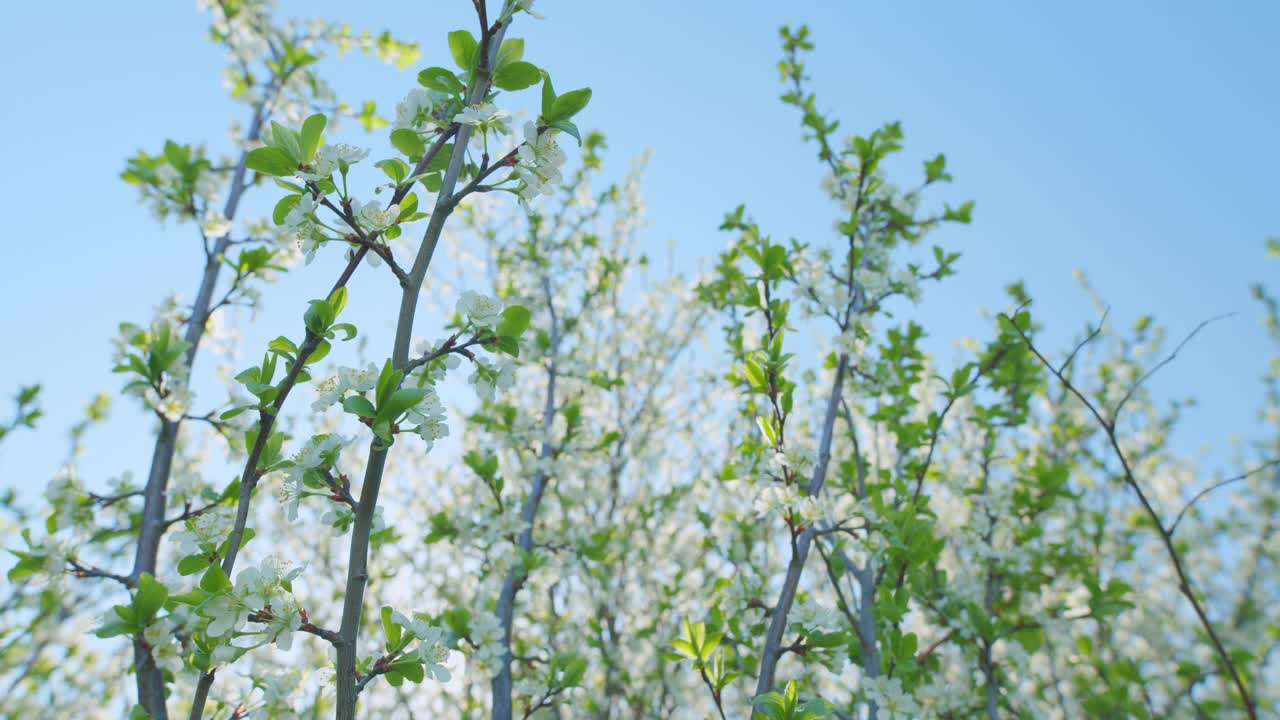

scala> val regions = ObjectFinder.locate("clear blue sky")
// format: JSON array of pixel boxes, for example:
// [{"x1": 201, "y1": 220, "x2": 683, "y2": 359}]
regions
[{"x1": 1, "y1": 1, "x2": 1276, "y2": 495}]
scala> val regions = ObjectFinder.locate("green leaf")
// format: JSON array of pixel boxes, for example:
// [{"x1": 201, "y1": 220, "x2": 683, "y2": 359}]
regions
[
  {"x1": 549, "y1": 120, "x2": 581, "y2": 145},
  {"x1": 374, "y1": 360, "x2": 402, "y2": 411},
  {"x1": 546, "y1": 87, "x2": 592, "y2": 123},
  {"x1": 417, "y1": 67, "x2": 465, "y2": 94},
  {"x1": 493, "y1": 61, "x2": 541, "y2": 91},
  {"x1": 168, "y1": 589, "x2": 209, "y2": 606},
  {"x1": 163, "y1": 140, "x2": 188, "y2": 169},
  {"x1": 177, "y1": 550, "x2": 212, "y2": 573},
  {"x1": 343, "y1": 395, "x2": 376, "y2": 419},
  {"x1": 924, "y1": 153, "x2": 951, "y2": 183},
  {"x1": 496, "y1": 38, "x2": 524, "y2": 66},
  {"x1": 496, "y1": 305, "x2": 532, "y2": 337},
  {"x1": 270, "y1": 121, "x2": 304, "y2": 163},
  {"x1": 330, "y1": 323, "x2": 358, "y2": 341},
  {"x1": 391, "y1": 660, "x2": 425, "y2": 683},
  {"x1": 380, "y1": 388, "x2": 429, "y2": 422},
  {"x1": 304, "y1": 301, "x2": 331, "y2": 335},
  {"x1": 328, "y1": 286, "x2": 348, "y2": 316},
  {"x1": 6, "y1": 554, "x2": 44, "y2": 582},
  {"x1": 306, "y1": 340, "x2": 331, "y2": 365},
  {"x1": 115, "y1": 604, "x2": 137, "y2": 624},
  {"x1": 391, "y1": 129, "x2": 426, "y2": 159},
  {"x1": 671, "y1": 638, "x2": 697, "y2": 660},
  {"x1": 555, "y1": 653, "x2": 588, "y2": 687},
  {"x1": 268, "y1": 336, "x2": 299, "y2": 356},
  {"x1": 943, "y1": 200, "x2": 974, "y2": 224},
  {"x1": 398, "y1": 193, "x2": 419, "y2": 221},
  {"x1": 493, "y1": 336, "x2": 519, "y2": 357},
  {"x1": 300, "y1": 114, "x2": 327, "y2": 162},
  {"x1": 273, "y1": 194, "x2": 300, "y2": 225},
  {"x1": 133, "y1": 573, "x2": 168, "y2": 622},
  {"x1": 377, "y1": 158, "x2": 411, "y2": 185},
  {"x1": 427, "y1": 144, "x2": 454, "y2": 172},
  {"x1": 420, "y1": 172, "x2": 443, "y2": 192},
  {"x1": 381, "y1": 606, "x2": 402, "y2": 647},
  {"x1": 200, "y1": 564, "x2": 232, "y2": 593},
  {"x1": 246, "y1": 147, "x2": 297, "y2": 177},
  {"x1": 540, "y1": 71, "x2": 557, "y2": 117},
  {"x1": 424, "y1": 512, "x2": 458, "y2": 544},
  {"x1": 95, "y1": 622, "x2": 136, "y2": 639},
  {"x1": 447, "y1": 30, "x2": 478, "y2": 70}
]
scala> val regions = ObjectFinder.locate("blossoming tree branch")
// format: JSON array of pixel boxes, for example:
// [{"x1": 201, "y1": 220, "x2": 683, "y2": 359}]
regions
[{"x1": 2, "y1": 2, "x2": 1278, "y2": 720}]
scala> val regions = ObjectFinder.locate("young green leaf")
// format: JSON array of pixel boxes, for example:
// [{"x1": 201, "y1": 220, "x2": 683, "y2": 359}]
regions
[
  {"x1": 447, "y1": 30, "x2": 478, "y2": 70},
  {"x1": 246, "y1": 147, "x2": 297, "y2": 177},
  {"x1": 132, "y1": 573, "x2": 168, "y2": 623},
  {"x1": 493, "y1": 61, "x2": 541, "y2": 91},
  {"x1": 545, "y1": 87, "x2": 592, "y2": 123},
  {"x1": 418, "y1": 67, "x2": 466, "y2": 94},
  {"x1": 390, "y1": 128, "x2": 426, "y2": 159},
  {"x1": 299, "y1": 113, "x2": 327, "y2": 162}
]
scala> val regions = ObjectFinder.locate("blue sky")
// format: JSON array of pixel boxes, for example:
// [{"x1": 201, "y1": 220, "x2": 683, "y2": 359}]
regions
[{"x1": 1, "y1": 1, "x2": 1276, "y2": 495}]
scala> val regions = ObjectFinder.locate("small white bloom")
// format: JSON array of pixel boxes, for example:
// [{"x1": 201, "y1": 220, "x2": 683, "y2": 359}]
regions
[
  {"x1": 297, "y1": 153, "x2": 336, "y2": 182},
  {"x1": 515, "y1": 122, "x2": 566, "y2": 202},
  {"x1": 355, "y1": 199, "x2": 400, "y2": 232},
  {"x1": 284, "y1": 194, "x2": 318, "y2": 229},
  {"x1": 894, "y1": 268, "x2": 921, "y2": 303},
  {"x1": 142, "y1": 618, "x2": 174, "y2": 648},
  {"x1": 791, "y1": 599, "x2": 842, "y2": 632},
  {"x1": 277, "y1": 476, "x2": 303, "y2": 522},
  {"x1": 454, "y1": 103, "x2": 510, "y2": 129},
  {"x1": 201, "y1": 210, "x2": 232, "y2": 238},
  {"x1": 171, "y1": 507, "x2": 232, "y2": 556},
  {"x1": 468, "y1": 358, "x2": 516, "y2": 401},
  {"x1": 338, "y1": 363, "x2": 380, "y2": 394},
  {"x1": 311, "y1": 375, "x2": 343, "y2": 412},
  {"x1": 415, "y1": 624, "x2": 453, "y2": 682},
  {"x1": 405, "y1": 390, "x2": 449, "y2": 452},
  {"x1": 155, "y1": 164, "x2": 181, "y2": 186},
  {"x1": 153, "y1": 644, "x2": 184, "y2": 674},
  {"x1": 456, "y1": 290, "x2": 503, "y2": 327},
  {"x1": 394, "y1": 88, "x2": 448, "y2": 130},
  {"x1": 202, "y1": 595, "x2": 245, "y2": 638},
  {"x1": 515, "y1": 0, "x2": 544, "y2": 19},
  {"x1": 319, "y1": 143, "x2": 369, "y2": 167},
  {"x1": 862, "y1": 676, "x2": 920, "y2": 720}
]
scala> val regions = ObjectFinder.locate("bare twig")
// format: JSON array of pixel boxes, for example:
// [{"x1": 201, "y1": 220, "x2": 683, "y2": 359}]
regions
[
  {"x1": 1111, "y1": 312, "x2": 1235, "y2": 421},
  {"x1": 1001, "y1": 311, "x2": 1258, "y2": 719},
  {"x1": 1169, "y1": 459, "x2": 1280, "y2": 536}
]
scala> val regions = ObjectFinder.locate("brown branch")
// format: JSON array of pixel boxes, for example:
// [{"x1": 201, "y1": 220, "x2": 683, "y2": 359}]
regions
[
  {"x1": 1169, "y1": 459, "x2": 1280, "y2": 536},
  {"x1": 1001, "y1": 311, "x2": 1258, "y2": 720},
  {"x1": 66, "y1": 558, "x2": 132, "y2": 588}
]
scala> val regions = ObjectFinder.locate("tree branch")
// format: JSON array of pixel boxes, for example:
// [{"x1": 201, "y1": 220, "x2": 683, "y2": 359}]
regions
[{"x1": 1001, "y1": 311, "x2": 1258, "y2": 720}]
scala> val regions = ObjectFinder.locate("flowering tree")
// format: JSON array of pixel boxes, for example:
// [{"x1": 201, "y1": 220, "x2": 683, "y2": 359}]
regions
[
  {"x1": 667, "y1": 25, "x2": 1276, "y2": 720},
  {"x1": 3, "y1": 5, "x2": 1278, "y2": 720}
]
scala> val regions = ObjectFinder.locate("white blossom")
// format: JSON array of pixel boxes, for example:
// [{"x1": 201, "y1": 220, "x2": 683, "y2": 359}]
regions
[
  {"x1": 456, "y1": 290, "x2": 503, "y2": 327},
  {"x1": 394, "y1": 88, "x2": 448, "y2": 130},
  {"x1": 515, "y1": 122, "x2": 566, "y2": 202},
  {"x1": 354, "y1": 199, "x2": 400, "y2": 232},
  {"x1": 320, "y1": 142, "x2": 369, "y2": 166},
  {"x1": 201, "y1": 209, "x2": 232, "y2": 238},
  {"x1": 468, "y1": 357, "x2": 516, "y2": 401},
  {"x1": 515, "y1": 0, "x2": 544, "y2": 19}
]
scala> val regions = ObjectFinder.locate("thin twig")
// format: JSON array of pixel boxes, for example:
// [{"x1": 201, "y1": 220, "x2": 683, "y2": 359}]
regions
[
  {"x1": 1170, "y1": 459, "x2": 1280, "y2": 535},
  {"x1": 1111, "y1": 312, "x2": 1235, "y2": 421},
  {"x1": 1001, "y1": 311, "x2": 1258, "y2": 719}
]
